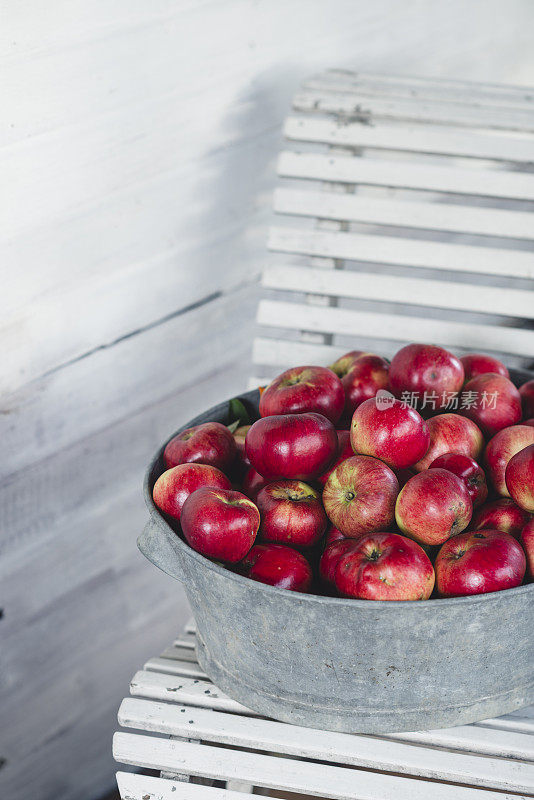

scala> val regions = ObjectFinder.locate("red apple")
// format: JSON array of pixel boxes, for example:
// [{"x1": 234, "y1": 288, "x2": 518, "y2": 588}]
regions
[
  {"x1": 506, "y1": 444, "x2": 534, "y2": 513},
  {"x1": 460, "y1": 373, "x2": 522, "y2": 437},
  {"x1": 523, "y1": 418, "x2": 534, "y2": 428},
  {"x1": 323, "y1": 455, "x2": 399, "y2": 537},
  {"x1": 340, "y1": 354, "x2": 389, "y2": 418},
  {"x1": 520, "y1": 380, "x2": 534, "y2": 420},
  {"x1": 395, "y1": 468, "x2": 472, "y2": 546},
  {"x1": 520, "y1": 519, "x2": 534, "y2": 579},
  {"x1": 329, "y1": 350, "x2": 365, "y2": 378},
  {"x1": 389, "y1": 343, "x2": 464, "y2": 412},
  {"x1": 181, "y1": 487, "x2": 259, "y2": 563},
  {"x1": 256, "y1": 480, "x2": 327, "y2": 547},
  {"x1": 317, "y1": 429, "x2": 354, "y2": 487},
  {"x1": 435, "y1": 530, "x2": 526, "y2": 597},
  {"x1": 243, "y1": 543, "x2": 312, "y2": 592},
  {"x1": 245, "y1": 413, "x2": 338, "y2": 481},
  {"x1": 334, "y1": 532, "x2": 435, "y2": 600},
  {"x1": 350, "y1": 397, "x2": 430, "y2": 469},
  {"x1": 324, "y1": 524, "x2": 346, "y2": 545},
  {"x1": 471, "y1": 498, "x2": 530, "y2": 538},
  {"x1": 153, "y1": 463, "x2": 232, "y2": 521},
  {"x1": 460, "y1": 353, "x2": 509, "y2": 382},
  {"x1": 319, "y1": 538, "x2": 358, "y2": 588},
  {"x1": 233, "y1": 424, "x2": 251, "y2": 461},
  {"x1": 241, "y1": 466, "x2": 269, "y2": 500},
  {"x1": 259, "y1": 365, "x2": 344, "y2": 423},
  {"x1": 231, "y1": 424, "x2": 253, "y2": 478},
  {"x1": 484, "y1": 425, "x2": 534, "y2": 496},
  {"x1": 414, "y1": 413, "x2": 484, "y2": 472},
  {"x1": 429, "y1": 453, "x2": 488, "y2": 507},
  {"x1": 163, "y1": 422, "x2": 236, "y2": 472}
]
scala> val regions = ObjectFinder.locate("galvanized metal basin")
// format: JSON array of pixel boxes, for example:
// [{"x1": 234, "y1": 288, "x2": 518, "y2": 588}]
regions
[{"x1": 139, "y1": 368, "x2": 534, "y2": 733}]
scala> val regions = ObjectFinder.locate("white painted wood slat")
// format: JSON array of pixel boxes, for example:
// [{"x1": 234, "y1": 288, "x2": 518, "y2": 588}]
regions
[
  {"x1": 476, "y1": 716, "x2": 534, "y2": 734},
  {"x1": 253, "y1": 337, "x2": 339, "y2": 368},
  {"x1": 293, "y1": 90, "x2": 534, "y2": 132},
  {"x1": 144, "y1": 657, "x2": 208, "y2": 679},
  {"x1": 263, "y1": 265, "x2": 534, "y2": 319},
  {"x1": 284, "y1": 116, "x2": 534, "y2": 162},
  {"x1": 304, "y1": 71, "x2": 534, "y2": 108},
  {"x1": 159, "y1": 646, "x2": 199, "y2": 663},
  {"x1": 268, "y1": 226, "x2": 534, "y2": 280},
  {"x1": 274, "y1": 187, "x2": 534, "y2": 240},
  {"x1": 277, "y1": 151, "x2": 534, "y2": 201},
  {"x1": 116, "y1": 772, "x2": 256, "y2": 800},
  {"x1": 386, "y1": 724, "x2": 534, "y2": 760},
  {"x1": 113, "y1": 733, "x2": 532, "y2": 800},
  {"x1": 118, "y1": 698, "x2": 534, "y2": 792},
  {"x1": 129, "y1": 670, "x2": 252, "y2": 715},
  {"x1": 173, "y1": 633, "x2": 196, "y2": 649},
  {"x1": 257, "y1": 300, "x2": 534, "y2": 356}
]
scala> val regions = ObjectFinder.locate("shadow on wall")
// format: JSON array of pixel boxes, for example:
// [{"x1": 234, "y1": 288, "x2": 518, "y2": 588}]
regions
[{"x1": 186, "y1": 65, "x2": 299, "y2": 301}]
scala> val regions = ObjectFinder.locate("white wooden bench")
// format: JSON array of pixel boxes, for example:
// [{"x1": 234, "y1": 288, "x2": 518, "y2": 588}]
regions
[
  {"x1": 114, "y1": 72, "x2": 534, "y2": 799},
  {"x1": 114, "y1": 621, "x2": 534, "y2": 799},
  {"x1": 251, "y1": 69, "x2": 534, "y2": 387}
]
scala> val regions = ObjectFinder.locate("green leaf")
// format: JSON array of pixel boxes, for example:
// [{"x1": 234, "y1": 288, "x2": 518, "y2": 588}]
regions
[
  {"x1": 226, "y1": 419, "x2": 241, "y2": 434},
  {"x1": 228, "y1": 397, "x2": 250, "y2": 427}
]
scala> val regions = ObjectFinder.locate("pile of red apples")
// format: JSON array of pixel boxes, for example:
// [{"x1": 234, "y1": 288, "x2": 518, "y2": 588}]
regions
[{"x1": 152, "y1": 344, "x2": 534, "y2": 601}]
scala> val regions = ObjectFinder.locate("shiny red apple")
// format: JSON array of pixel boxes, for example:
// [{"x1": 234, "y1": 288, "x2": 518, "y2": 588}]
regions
[
  {"x1": 334, "y1": 532, "x2": 435, "y2": 600},
  {"x1": 350, "y1": 396, "x2": 430, "y2": 469},
  {"x1": 435, "y1": 530, "x2": 526, "y2": 597},
  {"x1": 245, "y1": 413, "x2": 338, "y2": 481},
  {"x1": 163, "y1": 422, "x2": 236, "y2": 472},
  {"x1": 259, "y1": 365, "x2": 344, "y2": 423},
  {"x1": 241, "y1": 466, "x2": 268, "y2": 500},
  {"x1": 389, "y1": 343, "x2": 464, "y2": 412},
  {"x1": 329, "y1": 350, "x2": 365, "y2": 378},
  {"x1": 319, "y1": 538, "x2": 358, "y2": 588},
  {"x1": 181, "y1": 487, "x2": 259, "y2": 562},
  {"x1": 243, "y1": 543, "x2": 312, "y2": 592},
  {"x1": 429, "y1": 453, "x2": 488, "y2": 507},
  {"x1": 153, "y1": 463, "x2": 232, "y2": 521},
  {"x1": 520, "y1": 519, "x2": 534, "y2": 579},
  {"x1": 460, "y1": 373, "x2": 522, "y2": 437},
  {"x1": 414, "y1": 413, "x2": 484, "y2": 471},
  {"x1": 233, "y1": 424, "x2": 251, "y2": 465},
  {"x1": 340, "y1": 353, "x2": 389, "y2": 418},
  {"x1": 256, "y1": 480, "x2": 327, "y2": 547},
  {"x1": 317, "y1": 429, "x2": 354, "y2": 487},
  {"x1": 471, "y1": 497, "x2": 530, "y2": 538},
  {"x1": 395, "y1": 468, "x2": 472, "y2": 546},
  {"x1": 324, "y1": 524, "x2": 346, "y2": 545},
  {"x1": 520, "y1": 380, "x2": 534, "y2": 420},
  {"x1": 460, "y1": 353, "x2": 509, "y2": 381},
  {"x1": 323, "y1": 455, "x2": 399, "y2": 537},
  {"x1": 484, "y1": 424, "x2": 534, "y2": 496},
  {"x1": 506, "y1": 444, "x2": 534, "y2": 513}
]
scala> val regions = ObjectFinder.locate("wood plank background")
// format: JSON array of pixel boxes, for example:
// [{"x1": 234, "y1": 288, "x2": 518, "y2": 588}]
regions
[{"x1": 1, "y1": 2, "x2": 534, "y2": 799}]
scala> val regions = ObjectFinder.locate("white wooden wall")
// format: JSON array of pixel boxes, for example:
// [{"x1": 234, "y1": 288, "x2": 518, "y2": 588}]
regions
[{"x1": 1, "y1": 2, "x2": 533, "y2": 799}]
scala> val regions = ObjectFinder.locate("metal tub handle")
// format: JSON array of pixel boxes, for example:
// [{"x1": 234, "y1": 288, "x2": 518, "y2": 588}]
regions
[{"x1": 137, "y1": 517, "x2": 187, "y2": 583}]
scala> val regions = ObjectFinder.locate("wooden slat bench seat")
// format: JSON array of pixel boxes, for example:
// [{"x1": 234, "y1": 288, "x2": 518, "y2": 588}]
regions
[{"x1": 114, "y1": 621, "x2": 534, "y2": 799}]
